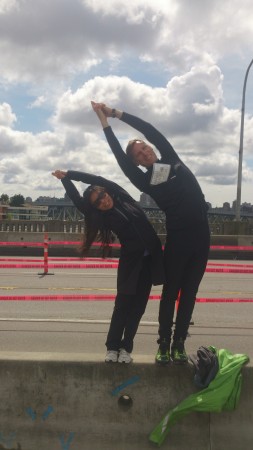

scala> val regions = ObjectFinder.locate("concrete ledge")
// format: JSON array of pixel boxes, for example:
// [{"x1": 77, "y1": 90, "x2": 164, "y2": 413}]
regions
[
  {"x1": 1, "y1": 232, "x2": 253, "y2": 259},
  {"x1": 0, "y1": 353, "x2": 252, "y2": 450}
]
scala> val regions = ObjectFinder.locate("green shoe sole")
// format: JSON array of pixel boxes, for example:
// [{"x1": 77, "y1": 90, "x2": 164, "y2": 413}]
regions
[
  {"x1": 155, "y1": 351, "x2": 170, "y2": 365},
  {"x1": 171, "y1": 351, "x2": 188, "y2": 364},
  {"x1": 171, "y1": 357, "x2": 188, "y2": 364}
]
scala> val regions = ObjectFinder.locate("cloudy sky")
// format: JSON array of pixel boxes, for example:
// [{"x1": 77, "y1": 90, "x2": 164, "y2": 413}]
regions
[{"x1": 0, "y1": 0, "x2": 253, "y2": 207}]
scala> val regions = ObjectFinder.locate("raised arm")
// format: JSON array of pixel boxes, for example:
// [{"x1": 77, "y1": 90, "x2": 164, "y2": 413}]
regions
[
  {"x1": 52, "y1": 170, "x2": 85, "y2": 212},
  {"x1": 93, "y1": 102, "x2": 180, "y2": 164},
  {"x1": 65, "y1": 170, "x2": 134, "y2": 202},
  {"x1": 91, "y1": 101, "x2": 150, "y2": 193}
]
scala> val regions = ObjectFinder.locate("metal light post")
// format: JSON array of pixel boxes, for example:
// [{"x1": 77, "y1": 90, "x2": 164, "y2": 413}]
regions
[{"x1": 235, "y1": 58, "x2": 253, "y2": 221}]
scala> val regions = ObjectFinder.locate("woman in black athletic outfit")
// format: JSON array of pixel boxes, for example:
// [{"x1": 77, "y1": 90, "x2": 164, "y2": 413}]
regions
[
  {"x1": 52, "y1": 169, "x2": 164, "y2": 364},
  {"x1": 92, "y1": 102, "x2": 210, "y2": 365}
]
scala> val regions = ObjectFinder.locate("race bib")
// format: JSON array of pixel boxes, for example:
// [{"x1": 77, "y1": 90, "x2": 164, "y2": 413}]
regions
[{"x1": 150, "y1": 163, "x2": 171, "y2": 185}]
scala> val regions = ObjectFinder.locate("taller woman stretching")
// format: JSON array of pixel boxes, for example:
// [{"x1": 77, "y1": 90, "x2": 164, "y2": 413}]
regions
[{"x1": 92, "y1": 102, "x2": 210, "y2": 365}]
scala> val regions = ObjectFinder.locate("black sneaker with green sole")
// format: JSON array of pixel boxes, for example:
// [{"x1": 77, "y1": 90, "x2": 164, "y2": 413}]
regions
[
  {"x1": 171, "y1": 338, "x2": 188, "y2": 364},
  {"x1": 155, "y1": 339, "x2": 171, "y2": 365}
]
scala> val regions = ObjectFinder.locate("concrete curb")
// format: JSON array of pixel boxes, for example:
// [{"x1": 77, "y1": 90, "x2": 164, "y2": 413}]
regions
[{"x1": 0, "y1": 354, "x2": 252, "y2": 450}]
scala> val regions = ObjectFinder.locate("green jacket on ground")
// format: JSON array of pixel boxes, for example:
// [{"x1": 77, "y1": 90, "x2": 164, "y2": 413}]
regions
[{"x1": 149, "y1": 347, "x2": 249, "y2": 447}]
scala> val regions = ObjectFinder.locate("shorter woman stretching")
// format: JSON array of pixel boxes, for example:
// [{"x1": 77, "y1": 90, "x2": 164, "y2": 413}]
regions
[{"x1": 52, "y1": 169, "x2": 164, "y2": 363}]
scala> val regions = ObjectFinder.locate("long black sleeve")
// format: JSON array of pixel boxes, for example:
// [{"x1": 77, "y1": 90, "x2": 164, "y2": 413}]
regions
[
  {"x1": 65, "y1": 170, "x2": 133, "y2": 202},
  {"x1": 61, "y1": 177, "x2": 85, "y2": 213}
]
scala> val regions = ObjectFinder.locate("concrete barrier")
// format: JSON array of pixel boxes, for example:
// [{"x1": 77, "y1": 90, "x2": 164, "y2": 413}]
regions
[
  {"x1": 0, "y1": 352, "x2": 252, "y2": 450},
  {"x1": 1, "y1": 232, "x2": 253, "y2": 259}
]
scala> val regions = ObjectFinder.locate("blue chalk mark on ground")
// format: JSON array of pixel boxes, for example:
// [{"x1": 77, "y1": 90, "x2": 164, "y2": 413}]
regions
[
  {"x1": 111, "y1": 375, "x2": 140, "y2": 396},
  {"x1": 26, "y1": 405, "x2": 54, "y2": 421},
  {"x1": 0, "y1": 432, "x2": 16, "y2": 448},
  {"x1": 42, "y1": 405, "x2": 54, "y2": 421},
  {"x1": 59, "y1": 432, "x2": 75, "y2": 450},
  {"x1": 26, "y1": 407, "x2": 36, "y2": 421}
]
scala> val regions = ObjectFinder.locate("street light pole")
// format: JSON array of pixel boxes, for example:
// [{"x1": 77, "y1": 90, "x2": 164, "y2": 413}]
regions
[{"x1": 235, "y1": 58, "x2": 253, "y2": 221}]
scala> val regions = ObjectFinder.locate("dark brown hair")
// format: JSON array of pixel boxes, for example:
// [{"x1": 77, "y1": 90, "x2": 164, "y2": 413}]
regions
[
  {"x1": 79, "y1": 185, "x2": 114, "y2": 258},
  {"x1": 125, "y1": 139, "x2": 144, "y2": 162}
]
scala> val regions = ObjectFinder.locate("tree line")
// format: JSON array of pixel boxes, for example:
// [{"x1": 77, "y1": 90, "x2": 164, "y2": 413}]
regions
[{"x1": 0, "y1": 193, "x2": 25, "y2": 207}]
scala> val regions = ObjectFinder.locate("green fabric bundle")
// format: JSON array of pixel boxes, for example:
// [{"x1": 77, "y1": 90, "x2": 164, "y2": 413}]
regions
[{"x1": 149, "y1": 347, "x2": 249, "y2": 447}]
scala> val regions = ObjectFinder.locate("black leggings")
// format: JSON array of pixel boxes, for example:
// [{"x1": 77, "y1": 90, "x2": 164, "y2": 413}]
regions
[
  {"x1": 158, "y1": 221, "x2": 210, "y2": 343},
  {"x1": 106, "y1": 256, "x2": 152, "y2": 353}
]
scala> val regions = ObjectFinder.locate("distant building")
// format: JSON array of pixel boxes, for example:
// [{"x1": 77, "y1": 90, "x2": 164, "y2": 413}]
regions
[
  {"x1": 223, "y1": 202, "x2": 231, "y2": 211},
  {"x1": 241, "y1": 202, "x2": 253, "y2": 213},
  {"x1": 232, "y1": 200, "x2": 253, "y2": 213},
  {"x1": 0, "y1": 204, "x2": 8, "y2": 220},
  {"x1": 5, "y1": 204, "x2": 48, "y2": 220},
  {"x1": 34, "y1": 196, "x2": 70, "y2": 205}
]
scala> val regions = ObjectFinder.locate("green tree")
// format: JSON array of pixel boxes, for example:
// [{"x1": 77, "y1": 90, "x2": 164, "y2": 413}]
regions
[
  {"x1": 0, "y1": 193, "x2": 9, "y2": 204},
  {"x1": 10, "y1": 194, "x2": 25, "y2": 207}
]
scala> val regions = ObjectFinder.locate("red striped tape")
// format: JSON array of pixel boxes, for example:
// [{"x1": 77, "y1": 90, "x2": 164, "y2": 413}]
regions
[
  {"x1": 211, "y1": 245, "x2": 253, "y2": 251},
  {"x1": 0, "y1": 242, "x2": 43, "y2": 246},
  {"x1": 0, "y1": 257, "x2": 118, "y2": 263},
  {"x1": 0, "y1": 263, "x2": 119, "y2": 269},
  {"x1": 0, "y1": 295, "x2": 252, "y2": 302},
  {"x1": 0, "y1": 264, "x2": 252, "y2": 273},
  {"x1": 1, "y1": 241, "x2": 253, "y2": 250},
  {"x1": 208, "y1": 262, "x2": 253, "y2": 268},
  {"x1": 205, "y1": 267, "x2": 253, "y2": 274},
  {"x1": 0, "y1": 258, "x2": 252, "y2": 269}
]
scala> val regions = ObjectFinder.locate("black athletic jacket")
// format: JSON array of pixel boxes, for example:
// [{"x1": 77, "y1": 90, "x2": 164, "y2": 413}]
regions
[
  {"x1": 61, "y1": 171, "x2": 164, "y2": 295},
  {"x1": 103, "y1": 113, "x2": 209, "y2": 231}
]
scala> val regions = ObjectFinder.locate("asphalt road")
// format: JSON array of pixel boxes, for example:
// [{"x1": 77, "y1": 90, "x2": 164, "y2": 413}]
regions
[{"x1": 0, "y1": 257, "x2": 252, "y2": 362}]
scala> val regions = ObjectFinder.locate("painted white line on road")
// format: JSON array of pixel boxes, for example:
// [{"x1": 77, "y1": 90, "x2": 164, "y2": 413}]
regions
[
  {"x1": 0, "y1": 318, "x2": 250, "y2": 331},
  {"x1": 0, "y1": 318, "x2": 159, "y2": 326}
]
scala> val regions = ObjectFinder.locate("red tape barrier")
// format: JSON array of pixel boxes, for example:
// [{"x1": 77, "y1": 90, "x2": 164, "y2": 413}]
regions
[
  {"x1": 1, "y1": 241, "x2": 253, "y2": 251},
  {"x1": 0, "y1": 241, "x2": 119, "y2": 247},
  {"x1": 0, "y1": 257, "x2": 118, "y2": 263},
  {"x1": 1, "y1": 263, "x2": 253, "y2": 273},
  {"x1": 1, "y1": 237, "x2": 253, "y2": 276},
  {"x1": 0, "y1": 242, "x2": 43, "y2": 246},
  {"x1": 1, "y1": 237, "x2": 252, "y2": 304},
  {"x1": 0, "y1": 295, "x2": 252, "y2": 302},
  {"x1": 205, "y1": 267, "x2": 253, "y2": 274},
  {"x1": 1, "y1": 258, "x2": 252, "y2": 269},
  {"x1": 208, "y1": 262, "x2": 253, "y2": 268},
  {"x1": 211, "y1": 245, "x2": 253, "y2": 251},
  {"x1": 0, "y1": 263, "x2": 118, "y2": 269}
]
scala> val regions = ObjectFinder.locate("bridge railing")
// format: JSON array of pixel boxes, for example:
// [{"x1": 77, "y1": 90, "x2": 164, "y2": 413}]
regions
[
  {"x1": 0, "y1": 220, "x2": 84, "y2": 234},
  {"x1": 1, "y1": 219, "x2": 253, "y2": 236}
]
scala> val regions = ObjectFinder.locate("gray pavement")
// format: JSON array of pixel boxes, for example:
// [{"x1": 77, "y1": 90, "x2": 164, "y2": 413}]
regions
[{"x1": 0, "y1": 257, "x2": 253, "y2": 361}]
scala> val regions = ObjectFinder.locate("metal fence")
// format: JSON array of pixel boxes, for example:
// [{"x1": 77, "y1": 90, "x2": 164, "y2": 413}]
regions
[{"x1": 0, "y1": 219, "x2": 253, "y2": 236}]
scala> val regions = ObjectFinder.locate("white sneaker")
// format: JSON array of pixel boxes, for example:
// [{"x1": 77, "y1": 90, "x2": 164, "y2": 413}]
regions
[
  {"x1": 118, "y1": 348, "x2": 133, "y2": 364},
  {"x1": 105, "y1": 350, "x2": 118, "y2": 363}
]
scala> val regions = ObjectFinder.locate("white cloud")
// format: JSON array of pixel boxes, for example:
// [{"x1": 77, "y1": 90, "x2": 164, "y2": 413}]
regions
[
  {"x1": 0, "y1": 0, "x2": 252, "y2": 207},
  {"x1": 28, "y1": 96, "x2": 46, "y2": 109},
  {"x1": 52, "y1": 67, "x2": 225, "y2": 145},
  {"x1": 0, "y1": 0, "x2": 18, "y2": 14},
  {"x1": 0, "y1": 69, "x2": 250, "y2": 205},
  {"x1": 0, "y1": 102, "x2": 16, "y2": 127},
  {"x1": 0, "y1": 0, "x2": 252, "y2": 86}
]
